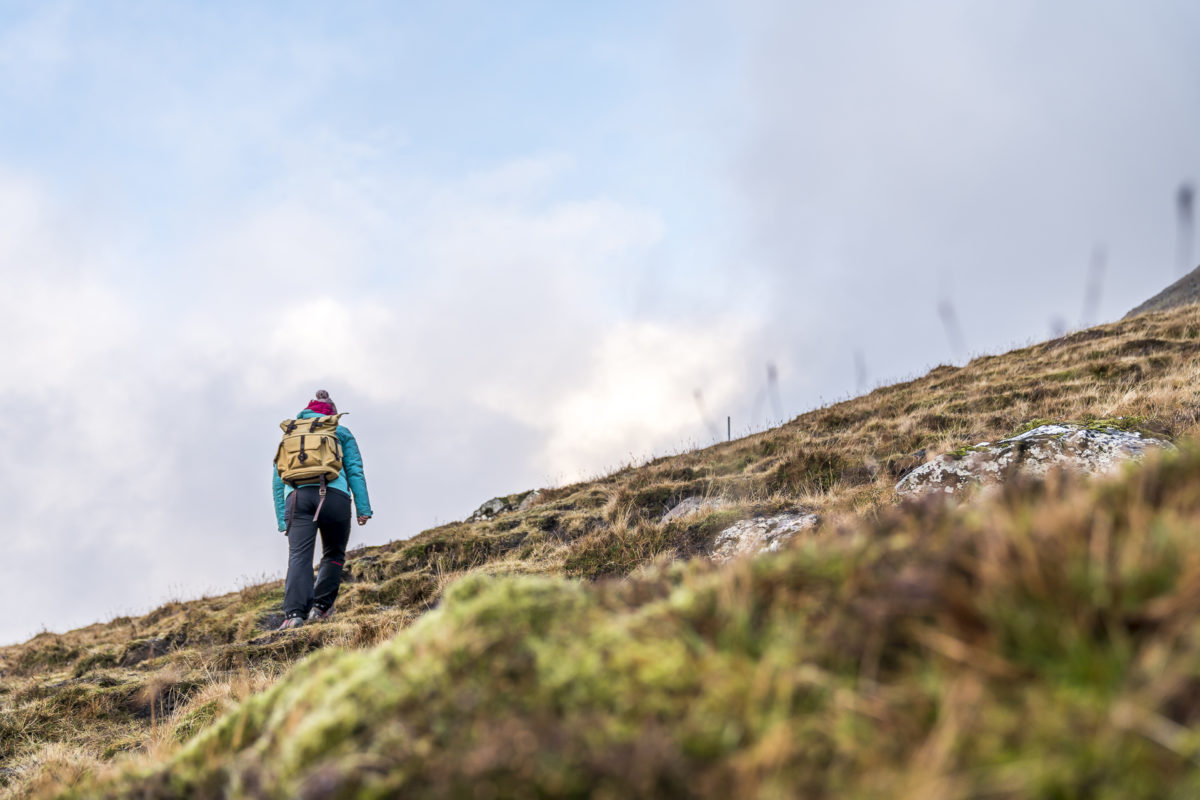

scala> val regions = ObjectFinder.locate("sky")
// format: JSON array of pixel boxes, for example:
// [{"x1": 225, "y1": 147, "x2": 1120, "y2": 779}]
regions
[{"x1": 0, "y1": 0, "x2": 1197, "y2": 644}]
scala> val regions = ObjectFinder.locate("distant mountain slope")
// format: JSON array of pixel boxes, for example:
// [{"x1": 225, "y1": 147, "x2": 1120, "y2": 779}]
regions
[
  {"x1": 1126, "y1": 264, "x2": 1200, "y2": 317},
  {"x1": 6, "y1": 302, "x2": 1200, "y2": 798}
]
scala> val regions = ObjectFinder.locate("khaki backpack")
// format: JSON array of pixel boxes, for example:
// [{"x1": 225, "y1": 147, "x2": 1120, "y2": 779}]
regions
[
  {"x1": 275, "y1": 413, "x2": 346, "y2": 487},
  {"x1": 276, "y1": 414, "x2": 346, "y2": 527}
]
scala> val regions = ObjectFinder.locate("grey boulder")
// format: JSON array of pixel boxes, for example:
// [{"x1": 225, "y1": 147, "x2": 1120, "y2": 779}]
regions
[{"x1": 896, "y1": 423, "x2": 1173, "y2": 498}]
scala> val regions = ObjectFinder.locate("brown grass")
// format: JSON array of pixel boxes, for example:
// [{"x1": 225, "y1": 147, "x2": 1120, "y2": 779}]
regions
[
  {"x1": 3, "y1": 304, "x2": 1200, "y2": 796},
  {"x1": 50, "y1": 446, "x2": 1200, "y2": 799}
]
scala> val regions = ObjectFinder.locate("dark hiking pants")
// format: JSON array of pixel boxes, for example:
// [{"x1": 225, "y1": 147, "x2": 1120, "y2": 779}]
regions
[{"x1": 284, "y1": 486, "x2": 352, "y2": 619}]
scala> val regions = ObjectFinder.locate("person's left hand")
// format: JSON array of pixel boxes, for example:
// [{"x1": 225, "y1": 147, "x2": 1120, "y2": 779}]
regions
[{"x1": 357, "y1": 515, "x2": 371, "y2": 526}]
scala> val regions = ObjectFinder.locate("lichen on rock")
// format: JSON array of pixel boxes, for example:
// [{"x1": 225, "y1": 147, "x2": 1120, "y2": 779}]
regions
[
  {"x1": 466, "y1": 490, "x2": 539, "y2": 522},
  {"x1": 896, "y1": 422, "x2": 1174, "y2": 498},
  {"x1": 708, "y1": 511, "x2": 820, "y2": 563}
]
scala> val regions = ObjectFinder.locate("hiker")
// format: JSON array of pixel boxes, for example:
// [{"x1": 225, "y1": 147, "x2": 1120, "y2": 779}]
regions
[{"x1": 273, "y1": 390, "x2": 373, "y2": 630}]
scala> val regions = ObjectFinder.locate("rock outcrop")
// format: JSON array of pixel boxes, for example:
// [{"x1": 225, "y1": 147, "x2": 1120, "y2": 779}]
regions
[
  {"x1": 467, "y1": 490, "x2": 540, "y2": 522},
  {"x1": 708, "y1": 512, "x2": 820, "y2": 564},
  {"x1": 660, "y1": 498, "x2": 819, "y2": 563},
  {"x1": 896, "y1": 422, "x2": 1173, "y2": 498}
]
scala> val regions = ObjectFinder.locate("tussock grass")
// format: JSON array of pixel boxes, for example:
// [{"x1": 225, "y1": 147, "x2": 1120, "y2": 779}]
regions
[
  {"x1": 3, "y1": 305, "x2": 1200, "y2": 796},
  {"x1": 53, "y1": 447, "x2": 1200, "y2": 798}
]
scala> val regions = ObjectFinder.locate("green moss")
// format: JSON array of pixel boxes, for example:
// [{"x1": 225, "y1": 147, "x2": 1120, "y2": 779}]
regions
[
  {"x1": 995, "y1": 417, "x2": 1168, "y2": 452},
  {"x1": 1081, "y1": 415, "x2": 1148, "y2": 433},
  {"x1": 250, "y1": 586, "x2": 285, "y2": 612},
  {"x1": 1010, "y1": 418, "x2": 1058, "y2": 437},
  {"x1": 171, "y1": 700, "x2": 220, "y2": 744},
  {"x1": 65, "y1": 449, "x2": 1200, "y2": 798}
]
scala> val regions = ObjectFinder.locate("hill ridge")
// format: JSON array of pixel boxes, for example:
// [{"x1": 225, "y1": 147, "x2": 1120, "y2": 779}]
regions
[{"x1": 1126, "y1": 263, "x2": 1200, "y2": 317}]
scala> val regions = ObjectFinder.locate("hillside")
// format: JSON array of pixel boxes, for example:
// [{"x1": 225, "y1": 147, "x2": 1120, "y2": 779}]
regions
[
  {"x1": 5, "y1": 304, "x2": 1200, "y2": 797},
  {"x1": 1126, "y1": 264, "x2": 1200, "y2": 318}
]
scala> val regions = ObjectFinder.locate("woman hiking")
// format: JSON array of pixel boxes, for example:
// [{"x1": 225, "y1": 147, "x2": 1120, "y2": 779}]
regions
[{"x1": 272, "y1": 389, "x2": 373, "y2": 630}]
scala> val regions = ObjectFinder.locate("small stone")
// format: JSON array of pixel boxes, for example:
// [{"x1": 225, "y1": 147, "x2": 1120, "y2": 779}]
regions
[{"x1": 661, "y1": 497, "x2": 727, "y2": 523}]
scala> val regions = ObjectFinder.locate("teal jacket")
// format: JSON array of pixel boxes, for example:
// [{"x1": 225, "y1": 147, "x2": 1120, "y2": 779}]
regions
[{"x1": 273, "y1": 409, "x2": 373, "y2": 532}]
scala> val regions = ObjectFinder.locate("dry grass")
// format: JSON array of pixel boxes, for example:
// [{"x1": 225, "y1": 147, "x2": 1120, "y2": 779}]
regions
[
  {"x1": 3, "y1": 305, "x2": 1200, "y2": 796},
  {"x1": 51, "y1": 446, "x2": 1200, "y2": 798}
]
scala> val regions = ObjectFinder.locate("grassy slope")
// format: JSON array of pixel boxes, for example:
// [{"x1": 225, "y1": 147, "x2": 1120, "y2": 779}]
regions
[
  {"x1": 3, "y1": 305, "x2": 1200, "y2": 797},
  {"x1": 60, "y1": 450, "x2": 1200, "y2": 799}
]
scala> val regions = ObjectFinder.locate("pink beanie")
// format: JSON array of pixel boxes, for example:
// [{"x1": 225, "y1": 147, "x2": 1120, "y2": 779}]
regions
[{"x1": 305, "y1": 389, "x2": 338, "y2": 416}]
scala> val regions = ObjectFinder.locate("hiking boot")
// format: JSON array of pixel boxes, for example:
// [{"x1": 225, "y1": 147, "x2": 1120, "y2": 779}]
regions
[
  {"x1": 309, "y1": 604, "x2": 335, "y2": 622},
  {"x1": 277, "y1": 615, "x2": 305, "y2": 631}
]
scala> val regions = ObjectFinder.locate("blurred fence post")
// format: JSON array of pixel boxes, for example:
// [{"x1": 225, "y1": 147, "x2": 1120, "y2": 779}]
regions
[{"x1": 1179, "y1": 182, "x2": 1195, "y2": 275}]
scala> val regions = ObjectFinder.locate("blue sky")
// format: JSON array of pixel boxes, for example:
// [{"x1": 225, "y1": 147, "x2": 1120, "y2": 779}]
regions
[
  {"x1": 0, "y1": 0, "x2": 1197, "y2": 644},
  {"x1": 1, "y1": 3, "x2": 701, "y2": 216}
]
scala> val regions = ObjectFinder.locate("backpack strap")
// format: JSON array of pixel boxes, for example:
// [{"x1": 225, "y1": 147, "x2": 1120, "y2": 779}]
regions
[{"x1": 312, "y1": 475, "x2": 328, "y2": 524}]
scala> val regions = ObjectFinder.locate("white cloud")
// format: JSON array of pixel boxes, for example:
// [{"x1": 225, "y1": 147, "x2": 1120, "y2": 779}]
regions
[{"x1": 533, "y1": 318, "x2": 758, "y2": 478}]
